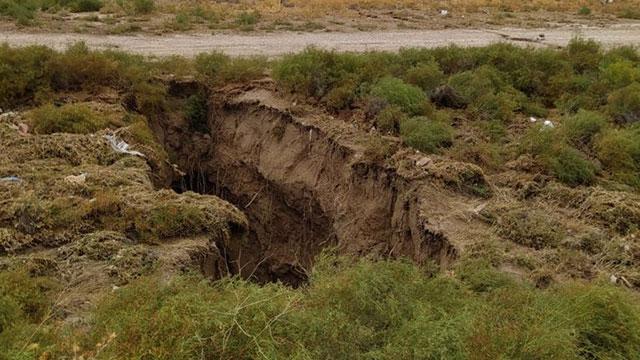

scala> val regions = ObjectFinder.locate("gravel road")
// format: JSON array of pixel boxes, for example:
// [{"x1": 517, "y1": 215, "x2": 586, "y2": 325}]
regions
[{"x1": 2, "y1": 25, "x2": 640, "y2": 57}]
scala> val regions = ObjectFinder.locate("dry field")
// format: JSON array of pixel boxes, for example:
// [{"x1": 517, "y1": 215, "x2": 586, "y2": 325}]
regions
[{"x1": 1, "y1": 0, "x2": 639, "y2": 34}]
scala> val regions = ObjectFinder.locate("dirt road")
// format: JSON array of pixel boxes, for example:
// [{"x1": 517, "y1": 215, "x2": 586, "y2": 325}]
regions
[{"x1": 2, "y1": 25, "x2": 640, "y2": 57}]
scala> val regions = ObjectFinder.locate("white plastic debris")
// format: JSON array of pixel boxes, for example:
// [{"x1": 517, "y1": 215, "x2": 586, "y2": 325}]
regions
[
  {"x1": 0, "y1": 112, "x2": 17, "y2": 121},
  {"x1": 65, "y1": 173, "x2": 87, "y2": 185},
  {"x1": 542, "y1": 120, "x2": 555, "y2": 129},
  {"x1": 104, "y1": 134, "x2": 146, "y2": 158},
  {"x1": 439, "y1": 9, "x2": 449, "y2": 16},
  {"x1": 610, "y1": 274, "x2": 618, "y2": 284},
  {"x1": 473, "y1": 203, "x2": 487, "y2": 215},
  {"x1": 416, "y1": 157, "x2": 433, "y2": 167},
  {"x1": 0, "y1": 176, "x2": 21, "y2": 183},
  {"x1": 529, "y1": 117, "x2": 538, "y2": 123}
]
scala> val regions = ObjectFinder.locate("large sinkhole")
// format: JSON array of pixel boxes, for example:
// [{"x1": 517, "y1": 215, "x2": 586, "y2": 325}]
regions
[
  {"x1": 172, "y1": 166, "x2": 335, "y2": 288},
  {"x1": 148, "y1": 82, "x2": 455, "y2": 287}
]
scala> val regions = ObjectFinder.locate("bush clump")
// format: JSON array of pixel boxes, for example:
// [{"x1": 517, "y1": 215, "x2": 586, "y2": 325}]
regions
[
  {"x1": 596, "y1": 128, "x2": 640, "y2": 187},
  {"x1": 195, "y1": 51, "x2": 266, "y2": 84},
  {"x1": 563, "y1": 109, "x2": 608, "y2": 147},
  {"x1": 578, "y1": 6, "x2": 591, "y2": 16},
  {"x1": 548, "y1": 145, "x2": 597, "y2": 186},
  {"x1": 132, "y1": 0, "x2": 154, "y2": 14},
  {"x1": 399, "y1": 116, "x2": 453, "y2": 153},
  {"x1": 370, "y1": 77, "x2": 427, "y2": 116},
  {"x1": 30, "y1": 103, "x2": 107, "y2": 134},
  {"x1": 496, "y1": 207, "x2": 565, "y2": 249},
  {"x1": 374, "y1": 106, "x2": 406, "y2": 134},
  {"x1": 608, "y1": 82, "x2": 640, "y2": 124},
  {"x1": 68, "y1": 0, "x2": 103, "y2": 12},
  {"x1": 521, "y1": 125, "x2": 597, "y2": 186},
  {"x1": 567, "y1": 38, "x2": 602, "y2": 74},
  {"x1": 185, "y1": 93, "x2": 209, "y2": 133},
  {"x1": 11, "y1": 256, "x2": 639, "y2": 359},
  {"x1": 403, "y1": 61, "x2": 445, "y2": 94}
]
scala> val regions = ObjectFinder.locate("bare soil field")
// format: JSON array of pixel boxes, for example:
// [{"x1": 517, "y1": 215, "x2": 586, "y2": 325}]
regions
[{"x1": 3, "y1": 24, "x2": 640, "y2": 56}]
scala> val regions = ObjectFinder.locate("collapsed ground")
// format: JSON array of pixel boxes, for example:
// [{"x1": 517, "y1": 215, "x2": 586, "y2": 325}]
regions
[{"x1": 1, "y1": 40, "x2": 640, "y2": 358}]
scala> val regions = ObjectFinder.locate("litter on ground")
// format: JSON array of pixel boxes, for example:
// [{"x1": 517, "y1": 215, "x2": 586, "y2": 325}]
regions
[
  {"x1": 104, "y1": 134, "x2": 146, "y2": 158},
  {"x1": 65, "y1": 173, "x2": 88, "y2": 185},
  {"x1": 0, "y1": 176, "x2": 21, "y2": 183}
]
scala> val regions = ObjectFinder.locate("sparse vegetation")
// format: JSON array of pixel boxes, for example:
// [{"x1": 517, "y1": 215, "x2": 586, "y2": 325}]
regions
[
  {"x1": 3, "y1": 40, "x2": 640, "y2": 359},
  {"x1": 1, "y1": 256, "x2": 640, "y2": 359},
  {"x1": 563, "y1": 109, "x2": 607, "y2": 147},
  {"x1": 577, "y1": 6, "x2": 591, "y2": 16},
  {"x1": 185, "y1": 93, "x2": 209, "y2": 133},
  {"x1": 495, "y1": 207, "x2": 565, "y2": 249},
  {"x1": 400, "y1": 116, "x2": 453, "y2": 153},
  {"x1": 195, "y1": 51, "x2": 267, "y2": 84},
  {"x1": 30, "y1": 103, "x2": 107, "y2": 134},
  {"x1": 132, "y1": 0, "x2": 154, "y2": 14},
  {"x1": 375, "y1": 105, "x2": 406, "y2": 133},
  {"x1": 4, "y1": 41, "x2": 640, "y2": 188}
]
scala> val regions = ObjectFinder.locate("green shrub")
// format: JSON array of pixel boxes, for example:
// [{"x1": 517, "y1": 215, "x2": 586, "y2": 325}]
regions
[
  {"x1": 547, "y1": 145, "x2": 597, "y2": 186},
  {"x1": 403, "y1": 61, "x2": 445, "y2": 94},
  {"x1": 0, "y1": 0, "x2": 38, "y2": 24},
  {"x1": 0, "y1": 270, "x2": 58, "y2": 323},
  {"x1": 448, "y1": 65, "x2": 508, "y2": 102},
  {"x1": 0, "y1": 295, "x2": 20, "y2": 334},
  {"x1": 430, "y1": 45, "x2": 477, "y2": 74},
  {"x1": 85, "y1": 274, "x2": 297, "y2": 359},
  {"x1": 619, "y1": 7, "x2": 640, "y2": 20},
  {"x1": 602, "y1": 46, "x2": 640, "y2": 66},
  {"x1": 399, "y1": 116, "x2": 453, "y2": 153},
  {"x1": 235, "y1": 10, "x2": 260, "y2": 26},
  {"x1": 563, "y1": 109, "x2": 608, "y2": 147},
  {"x1": 196, "y1": 52, "x2": 266, "y2": 84},
  {"x1": 375, "y1": 106, "x2": 406, "y2": 134},
  {"x1": 519, "y1": 124, "x2": 559, "y2": 157},
  {"x1": 565, "y1": 284, "x2": 640, "y2": 358},
  {"x1": 496, "y1": 207, "x2": 565, "y2": 249},
  {"x1": 595, "y1": 129, "x2": 640, "y2": 174},
  {"x1": 221, "y1": 57, "x2": 267, "y2": 83},
  {"x1": 469, "y1": 91, "x2": 519, "y2": 122},
  {"x1": 169, "y1": 12, "x2": 192, "y2": 31},
  {"x1": 69, "y1": 256, "x2": 640, "y2": 359},
  {"x1": 31, "y1": 103, "x2": 107, "y2": 134},
  {"x1": 274, "y1": 48, "x2": 350, "y2": 98},
  {"x1": 457, "y1": 259, "x2": 515, "y2": 293},
  {"x1": 370, "y1": 77, "x2": 427, "y2": 115},
  {"x1": 0, "y1": 43, "x2": 163, "y2": 109},
  {"x1": 185, "y1": 93, "x2": 208, "y2": 133},
  {"x1": 608, "y1": 82, "x2": 640, "y2": 124},
  {"x1": 578, "y1": 6, "x2": 591, "y2": 15},
  {"x1": 566, "y1": 37, "x2": 602, "y2": 74},
  {"x1": 194, "y1": 51, "x2": 228, "y2": 79},
  {"x1": 325, "y1": 78, "x2": 358, "y2": 111},
  {"x1": 0, "y1": 44, "x2": 54, "y2": 108},
  {"x1": 132, "y1": 0, "x2": 154, "y2": 14},
  {"x1": 69, "y1": 0, "x2": 103, "y2": 12},
  {"x1": 520, "y1": 124, "x2": 596, "y2": 185},
  {"x1": 48, "y1": 42, "x2": 119, "y2": 91},
  {"x1": 601, "y1": 61, "x2": 640, "y2": 89}
]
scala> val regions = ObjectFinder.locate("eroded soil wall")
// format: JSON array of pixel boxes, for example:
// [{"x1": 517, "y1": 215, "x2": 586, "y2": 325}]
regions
[{"x1": 152, "y1": 86, "x2": 456, "y2": 285}]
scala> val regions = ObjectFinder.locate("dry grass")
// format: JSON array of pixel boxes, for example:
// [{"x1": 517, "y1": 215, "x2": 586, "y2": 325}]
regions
[{"x1": 154, "y1": 0, "x2": 639, "y2": 16}]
